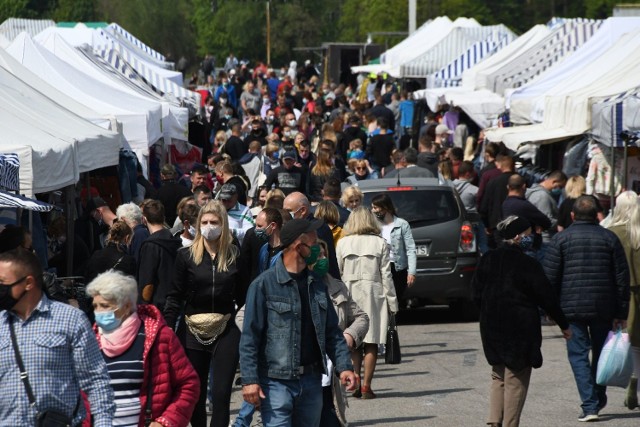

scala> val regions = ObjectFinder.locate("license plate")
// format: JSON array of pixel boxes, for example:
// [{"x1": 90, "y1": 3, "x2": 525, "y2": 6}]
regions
[{"x1": 416, "y1": 245, "x2": 429, "y2": 256}]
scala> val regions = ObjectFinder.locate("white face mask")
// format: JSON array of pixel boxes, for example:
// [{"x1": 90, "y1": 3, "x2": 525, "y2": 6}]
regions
[
  {"x1": 288, "y1": 119, "x2": 297, "y2": 127},
  {"x1": 201, "y1": 225, "x2": 222, "y2": 241},
  {"x1": 188, "y1": 226, "x2": 196, "y2": 238}
]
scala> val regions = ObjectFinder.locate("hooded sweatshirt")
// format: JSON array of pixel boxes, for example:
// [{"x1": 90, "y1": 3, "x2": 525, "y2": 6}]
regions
[
  {"x1": 453, "y1": 179, "x2": 478, "y2": 213},
  {"x1": 138, "y1": 228, "x2": 182, "y2": 313},
  {"x1": 525, "y1": 184, "x2": 558, "y2": 243},
  {"x1": 417, "y1": 152, "x2": 439, "y2": 176}
]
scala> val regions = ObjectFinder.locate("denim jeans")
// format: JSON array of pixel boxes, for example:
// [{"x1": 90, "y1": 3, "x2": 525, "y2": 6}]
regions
[
  {"x1": 566, "y1": 319, "x2": 611, "y2": 414},
  {"x1": 118, "y1": 149, "x2": 139, "y2": 203},
  {"x1": 232, "y1": 400, "x2": 255, "y2": 427},
  {"x1": 260, "y1": 373, "x2": 323, "y2": 427}
]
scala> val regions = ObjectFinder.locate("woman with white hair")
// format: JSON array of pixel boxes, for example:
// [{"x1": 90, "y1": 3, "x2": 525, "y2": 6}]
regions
[
  {"x1": 164, "y1": 200, "x2": 248, "y2": 427},
  {"x1": 116, "y1": 202, "x2": 150, "y2": 261},
  {"x1": 336, "y1": 206, "x2": 398, "y2": 399},
  {"x1": 86, "y1": 270, "x2": 199, "y2": 427},
  {"x1": 607, "y1": 192, "x2": 640, "y2": 409}
]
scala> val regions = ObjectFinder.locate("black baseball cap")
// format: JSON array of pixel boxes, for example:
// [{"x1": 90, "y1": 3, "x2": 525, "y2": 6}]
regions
[{"x1": 280, "y1": 219, "x2": 323, "y2": 248}]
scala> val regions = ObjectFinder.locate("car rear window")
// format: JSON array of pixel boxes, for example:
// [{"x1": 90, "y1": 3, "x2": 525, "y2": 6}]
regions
[{"x1": 362, "y1": 189, "x2": 460, "y2": 226}]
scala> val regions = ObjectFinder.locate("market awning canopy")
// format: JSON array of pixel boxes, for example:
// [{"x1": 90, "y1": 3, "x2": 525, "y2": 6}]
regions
[
  {"x1": 591, "y1": 88, "x2": 640, "y2": 147},
  {"x1": 0, "y1": 18, "x2": 54, "y2": 41},
  {"x1": 0, "y1": 191, "x2": 58, "y2": 212}
]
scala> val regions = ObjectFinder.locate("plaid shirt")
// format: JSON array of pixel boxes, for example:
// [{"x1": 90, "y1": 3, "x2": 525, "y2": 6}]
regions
[{"x1": 0, "y1": 294, "x2": 115, "y2": 426}]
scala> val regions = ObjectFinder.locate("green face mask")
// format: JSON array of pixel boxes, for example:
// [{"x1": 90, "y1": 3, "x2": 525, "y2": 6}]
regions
[
  {"x1": 312, "y1": 258, "x2": 329, "y2": 276},
  {"x1": 304, "y1": 244, "x2": 321, "y2": 265}
]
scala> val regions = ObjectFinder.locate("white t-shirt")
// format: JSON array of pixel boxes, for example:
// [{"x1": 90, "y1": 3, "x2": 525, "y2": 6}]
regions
[{"x1": 381, "y1": 222, "x2": 396, "y2": 263}]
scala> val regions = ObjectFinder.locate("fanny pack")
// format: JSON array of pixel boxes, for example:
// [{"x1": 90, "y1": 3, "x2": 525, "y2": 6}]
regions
[
  {"x1": 185, "y1": 313, "x2": 231, "y2": 345},
  {"x1": 36, "y1": 411, "x2": 73, "y2": 427}
]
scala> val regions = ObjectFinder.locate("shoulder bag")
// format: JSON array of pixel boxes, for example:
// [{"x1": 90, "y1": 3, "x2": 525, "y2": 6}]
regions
[{"x1": 385, "y1": 314, "x2": 402, "y2": 365}]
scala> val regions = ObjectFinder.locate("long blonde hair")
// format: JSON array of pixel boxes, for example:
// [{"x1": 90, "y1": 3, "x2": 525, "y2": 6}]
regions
[
  {"x1": 343, "y1": 206, "x2": 380, "y2": 236},
  {"x1": 629, "y1": 199, "x2": 640, "y2": 250},
  {"x1": 610, "y1": 191, "x2": 638, "y2": 227},
  {"x1": 190, "y1": 200, "x2": 237, "y2": 271},
  {"x1": 311, "y1": 149, "x2": 334, "y2": 177}
]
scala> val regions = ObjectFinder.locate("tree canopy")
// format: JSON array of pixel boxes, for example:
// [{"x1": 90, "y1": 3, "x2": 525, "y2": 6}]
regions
[{"x1": 0, "y1": 0, "x2": 637, "y2": 67}]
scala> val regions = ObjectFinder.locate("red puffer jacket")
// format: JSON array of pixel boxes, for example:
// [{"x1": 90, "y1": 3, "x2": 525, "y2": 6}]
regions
[{"x1": 94, "y1": 304, "x2": 200, "y2": 427}]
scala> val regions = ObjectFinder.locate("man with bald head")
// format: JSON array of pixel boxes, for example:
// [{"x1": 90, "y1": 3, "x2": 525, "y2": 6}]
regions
[{"x1": 284, "y1": 192, "x2": 340, "y2": 278}]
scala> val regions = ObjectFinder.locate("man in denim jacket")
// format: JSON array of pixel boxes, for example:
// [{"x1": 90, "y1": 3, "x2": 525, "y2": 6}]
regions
[{"x1": 240, "y1": 219, "x2": 358, "y2": 426}]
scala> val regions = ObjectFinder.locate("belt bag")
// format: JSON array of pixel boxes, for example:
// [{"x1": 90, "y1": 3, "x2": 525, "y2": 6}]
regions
[
  {"x1": 185, "y1": 313, "x2": 231, "y2": 345},
  {"x1": 36, "y1": 410, "x2": 72, "y2": 427}
]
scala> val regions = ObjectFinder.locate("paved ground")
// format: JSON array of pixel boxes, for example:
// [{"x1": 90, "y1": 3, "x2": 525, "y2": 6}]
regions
[{"x1": 227, "y1": 307, "x2": 640, "y2": 426}]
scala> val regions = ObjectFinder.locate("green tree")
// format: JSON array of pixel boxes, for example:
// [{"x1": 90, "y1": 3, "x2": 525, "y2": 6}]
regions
[
  {"x1": 0, "y1": 0, "x2": 32, "y2": 23},
  {"x1": 584, "y1": 0, "x2": 617, "y2": 18},
  {"x1": 53, "y1": 0, "x2": 95, "y2": 22}
]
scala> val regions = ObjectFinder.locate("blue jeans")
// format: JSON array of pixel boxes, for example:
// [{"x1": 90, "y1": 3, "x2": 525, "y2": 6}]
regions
[
  {"x1": 232, "y1": 401, "x2": 255, "y2": 427},
  {"x1": 260, "y1": 373, "x2": 323, "y2": 427},
  {"x1": 566, "y1": 320, "x2": 610, "y2": 414}
]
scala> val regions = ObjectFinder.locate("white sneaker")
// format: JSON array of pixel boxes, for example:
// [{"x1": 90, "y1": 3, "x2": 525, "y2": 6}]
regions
[{"x1": 578, "y1": 413, "x2": 599, "y2": 422}]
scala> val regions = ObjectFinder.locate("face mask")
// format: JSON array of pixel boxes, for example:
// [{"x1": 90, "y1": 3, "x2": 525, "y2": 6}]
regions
[
  {"x1": 288, "y1": 119, "x2": 297, "y2": 127},
  {"x1": 201, "y1": 224, "x2": 222, "y2": 241},
  {"x1": 312, "y1": 258, "x2": 329, "y2": 276},
  {"x1": 374, "y1": 211, "x2": 386, "y2": 221},
  {"x1": 303, "y1": 98, "x2": 308, "y2": 105},
  {"x1": 263, "y1": 98, "x2": 271, "y2": 104},
  {"x1": 303, "y1": 244, "x2": 321, "y2": 265},
  {"x1": 223, "y1": 82, "x2": 229, "y2": 87},
  {"x1": 518, "y1": 234, "x2": 535, "y2": 251},
  {"x1": 255, "y1": 224, "x2": 271, "y2": 242},
  {"x1": 284, "y1": 131, "x2": 292, "y2": 139},
  {"x1": 266, "y1": 116, "x2": 274, "y2": 123},
  {"x1": 95, "y1": 310, "x2": 122, "y2": 332},
  {"x1": 224, "y1": 114, "x2": 231, "y2": 120},
  {"x1": 188, "y1": 226, "x2": 196, "y2": 238},
  {"x1": 0, "y1": 281, "x2": 26, "y2": 311},
  {"x1": 220, "y1": 98, "x2": 227, "y2": 105},
  {"x1": 551, "y1": 188, "x2": 563, "y2": 196}
]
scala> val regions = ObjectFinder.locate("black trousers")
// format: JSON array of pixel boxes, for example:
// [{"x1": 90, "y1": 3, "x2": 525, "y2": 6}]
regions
[
  {"x1": 186, "y1": 324, "x2": 241, "y2": 427},
  {"x1": 320, "y1": 384, "x2": 341, "y2": 427},
  {"x1": 391, "y1": 263, "x2": 408, "y2": 302}
]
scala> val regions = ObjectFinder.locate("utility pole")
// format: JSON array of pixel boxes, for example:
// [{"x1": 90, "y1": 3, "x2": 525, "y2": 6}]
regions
[
  {"x1": 266, "y1": 0, "x2": 271, "y2": 65},
  {"x1": 409, "y1": 0, "x2": 416, "y2": 34}
]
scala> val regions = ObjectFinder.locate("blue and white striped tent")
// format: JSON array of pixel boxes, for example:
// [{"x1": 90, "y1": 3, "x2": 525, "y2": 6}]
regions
[
  {"x1": 428, "y1": 33, "x2": 515, "y2": 89},
  {"x1": 0, "y1": 154, "x2": 20, "y2": 192},
  {"x1": 106, "y1": 23, "x2": 174, "y2": 70},
  {"x1": 591, "y1": 87, "x2": 640, "y2": 147},
  {"x1": 0, "y1": 191, "x2": 57, "y2": 212},
  {"x1": 490, "y1": 19, "x2": 602, "y2": 94}
]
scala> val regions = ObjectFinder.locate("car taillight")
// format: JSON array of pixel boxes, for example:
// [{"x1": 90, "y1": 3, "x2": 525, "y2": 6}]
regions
[{"x1": 459, "y1": 221, "x2": 476, "y2": 253}]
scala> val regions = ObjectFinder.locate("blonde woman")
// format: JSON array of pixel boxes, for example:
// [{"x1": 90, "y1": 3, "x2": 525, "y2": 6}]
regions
[
  {"x1": 557, "y1": 176, "x2": 604, "y2": 231},
  {"x1": 164, "y1": 200, "x2": 247, "y2": 427},
  {"x1": 315, "y1": 200, "x2": 344, "y2": 246},
  {"x1": 608, "y1": 197, "x2": 640, "y2": 409},
  {"x1": 310, "y1": 149, "x2": 340, "y2": 201},
  {"x1": 341, "y1": 185, "x2": 364, "y2": 212},
  {"x1": 336, "y1": 207, "x2": 398, "y2": 399},
  {"x1": 213, "y1": 130, "x2": 228, "y2": 155}
]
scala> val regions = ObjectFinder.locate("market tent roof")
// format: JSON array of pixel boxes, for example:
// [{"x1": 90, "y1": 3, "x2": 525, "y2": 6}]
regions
[
  {"x1": 0, "y1": 18, "x2": 54, "y2": 41},
  {"x1": 6, "y1": 33, "x2": 163, "y2": 155},
  {"x1": 0, "y1": 60, "x2": 122, "y2": 193},
  {"x1": 34, "y1": 30, "x2": 188, "y2": 142},
  {"x1": 0, "y1": 33, "x2": 9, "y2": 48},
  {"x1": 400, "y1": 24, "x2": 516, "y2": 78},
  {"x1": 57, "y1": 22, "x2": 108, "y2": 28},
  {"x1": 351, "y1": 16, "x2": 455, "y2": 77},
  {"x1": 591, "y1": 88, "x2": 640, "y2": 147},
  {"x1": 427, "y1": 32, "x2": 514, "y2": 89},
  {"x1": 106, "y1": 23, "x2": 171, "y2": 68},
  {"x1": 0, "y1": 191, "x2": 58, "y2": 211},
  {"x1": 485, "y1": 28, "x2": 640, "y2": 150},
  {"x1": 508, "y1": 17, "x2": 640, "y2": 125}
]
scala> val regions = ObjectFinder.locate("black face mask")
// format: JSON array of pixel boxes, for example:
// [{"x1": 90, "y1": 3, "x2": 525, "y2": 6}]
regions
[
  {"x1": 0, "y1": 279, "x2": 26, "y2": 311},
  {"x1": 374, "y1": 211, "x2": 386, "y2": 221}
]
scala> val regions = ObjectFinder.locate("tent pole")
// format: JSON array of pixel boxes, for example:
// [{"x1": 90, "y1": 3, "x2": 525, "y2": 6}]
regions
[
  {"x1": 610, "y1": 108, "x2": 616, "y2": 211},
  {"x1": 624, "y1": 138, "x2": 629, "y2": 190},
  {"x1": 64, "y1": 185, "x2": 75, "y2": 278}
]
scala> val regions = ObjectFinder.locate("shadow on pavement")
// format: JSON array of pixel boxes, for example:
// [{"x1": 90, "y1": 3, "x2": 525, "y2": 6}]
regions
[
  {"x1": 350, "y1": 415, "x2": 436, "y2": 426},
  {"x1": 402, "y1": 348, "x2": 477, "y2": 357},
  {"x1": 374, "y1": 370, "x2": 431, "y2": 378},
  {"x1": 381, "y1": 387, "x2": 472, "y2": 399}
]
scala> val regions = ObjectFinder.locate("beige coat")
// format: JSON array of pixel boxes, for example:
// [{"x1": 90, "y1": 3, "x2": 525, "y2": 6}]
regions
[{"x1": 336, "y1": 234, "x2": 398, "y2": 344}]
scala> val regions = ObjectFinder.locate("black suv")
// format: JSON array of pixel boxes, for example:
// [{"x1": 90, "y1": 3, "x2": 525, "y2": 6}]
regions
[{"x1": 354, "y1": 178, "x2": 479, "y2": 315}]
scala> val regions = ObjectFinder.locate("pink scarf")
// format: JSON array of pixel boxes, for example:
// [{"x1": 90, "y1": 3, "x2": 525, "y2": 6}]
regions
[{"x1": 100, "y1": 312, "x2": 142, "y2": 358}]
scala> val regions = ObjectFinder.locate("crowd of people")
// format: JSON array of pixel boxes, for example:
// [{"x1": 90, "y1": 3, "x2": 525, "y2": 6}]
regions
[{"x1": 0, "y1": 53, "x2": 639, "y2": 427}]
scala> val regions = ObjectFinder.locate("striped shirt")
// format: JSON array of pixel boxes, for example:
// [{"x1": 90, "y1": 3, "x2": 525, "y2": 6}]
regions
[
  {"x1": 0, "y1": 294, "x2": 115, "y2": 427},
  {"x1": 103, "y1": 325, "x2": 146, "y2": 426}
]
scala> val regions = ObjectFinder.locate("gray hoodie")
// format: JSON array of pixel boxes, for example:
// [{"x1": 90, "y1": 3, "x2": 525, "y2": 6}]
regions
[
  {"x1": 525, "y1": 184, "x2": 558, "y2": 242},
  {"x1": 453, "y1": 179, "x2": 478, "y2": 213}
]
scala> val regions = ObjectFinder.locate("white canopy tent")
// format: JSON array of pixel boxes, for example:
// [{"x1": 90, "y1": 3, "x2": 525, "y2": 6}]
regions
[
  {"x1": 592, "y1": 89, "x2": 640, "y2": 147},
  {"x1": 34, "y1": 30, "x2": 188, "y2": 144},
  {"x1": 485, "y1": 29, "x2": 640, "y2": 150},
  {"x1": 7, "y1": 33, "x2": 163, "y2": 157},
  {"x1": 0, "y1": 61, "x2": 122, "y2": 195},
  {"x1": 507, "y1": 17, "x2": 640, "y2": 125},
  {"x1": 106, "y1": 23, "x2": 174, "y2": 70},
  {"x1": 0, "y1": 18, "x2": 54, "y2": 41}
]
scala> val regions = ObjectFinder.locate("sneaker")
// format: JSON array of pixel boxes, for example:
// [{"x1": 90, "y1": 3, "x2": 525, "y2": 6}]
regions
[{"x1": 578, "y1": 413, "x2": 599, "y2": 422}]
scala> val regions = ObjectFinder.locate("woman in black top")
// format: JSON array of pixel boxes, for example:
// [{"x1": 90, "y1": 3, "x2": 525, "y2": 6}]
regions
[
  {"x1": 164, "y1": 200, "x2": 247, "y2": 427},
  {"x1": 84, "y1": 220, "x2": 136, "y2": 284}
]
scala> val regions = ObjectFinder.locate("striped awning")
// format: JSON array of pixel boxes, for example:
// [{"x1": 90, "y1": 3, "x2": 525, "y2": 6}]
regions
[
  {"x1": 428, "y1": 33, "x2": 515, "y2": 88},
  {"x1": 0, "y1": 154, "x2": 20, "y2": 192},
  {"x1": 93, "y1": 43, "x2": 200, "y2": 109},
  {"x1": 106, "y1": 23, "x2": 174, "y2": 70},
  {"x1": 0, "y1": 191, "x2": 57, "y2": 212},
  {"x1": 591, "y1": 86, "x2": 640, "y2": 147},
  {"x1": 401, "y1": 25, "x2": 517, "y2": 78},
  {"x1": 491, "y1": 19, "x2": 602, "y2": 94},
  {"x1": 0, "y1": 18, "x2": 55, "y2": 41}
]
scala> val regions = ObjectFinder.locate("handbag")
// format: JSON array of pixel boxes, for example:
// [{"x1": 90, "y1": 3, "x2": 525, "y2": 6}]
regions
[
  {"x1": 9, "y1": 318, "x2": 75, "y2": 427},
  {"x1": 385, "y1": 314, "x2": 402, "y2": 365},
  {"x1": 185, "y1": 313, "x2": 231, "y2": 345},
  {"x1": 596, "y1": 328, "x2": 633, "y2": 387}
]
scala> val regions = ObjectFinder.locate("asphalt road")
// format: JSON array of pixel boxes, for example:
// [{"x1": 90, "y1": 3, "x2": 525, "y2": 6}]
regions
[{"x1": 227, "y1": 307, "x2": 640, "y2": 426}]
